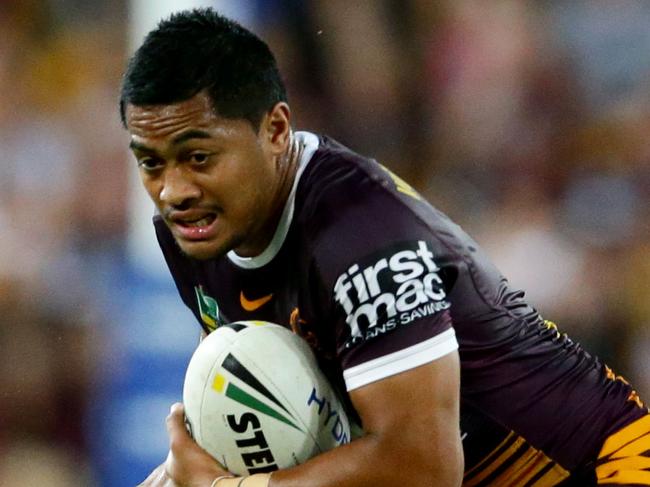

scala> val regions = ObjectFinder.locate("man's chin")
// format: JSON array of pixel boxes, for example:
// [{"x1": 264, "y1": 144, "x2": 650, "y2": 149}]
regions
[
  {"x1": 175, "y1": 235, "x2": 242, "y2": 261},
  {"x1": 175, "y1": 239, "x2": 227, "y2": 261}
]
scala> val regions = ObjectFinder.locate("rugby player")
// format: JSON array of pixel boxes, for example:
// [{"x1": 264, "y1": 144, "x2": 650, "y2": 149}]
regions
[{"x1": 120, "y1": 8, "x2": 650, "y2": 487}]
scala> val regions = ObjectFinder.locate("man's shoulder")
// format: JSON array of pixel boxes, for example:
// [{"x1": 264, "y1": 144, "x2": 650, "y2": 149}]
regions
[
  {"x1": 299, "y1": 134, "x2": 377, "y2": 192},
  {"x1": 296, "y1": 133, "x2": 434, "y2": 230}
]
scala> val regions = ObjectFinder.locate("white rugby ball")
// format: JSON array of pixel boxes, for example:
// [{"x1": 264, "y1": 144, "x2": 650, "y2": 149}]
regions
[{"x1": 182, "y1": 321, "x2": 351, "y2": 476}]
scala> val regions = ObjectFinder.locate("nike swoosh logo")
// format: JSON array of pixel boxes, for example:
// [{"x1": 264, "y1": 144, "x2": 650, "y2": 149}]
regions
[{"x1": 240, "y1": 291, "x2": 273, "y2": 311}]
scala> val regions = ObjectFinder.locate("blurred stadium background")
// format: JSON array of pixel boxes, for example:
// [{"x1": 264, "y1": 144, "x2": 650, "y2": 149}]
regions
[{"x1": 0, "y1": 0, "x2": 648, "y2": 485}]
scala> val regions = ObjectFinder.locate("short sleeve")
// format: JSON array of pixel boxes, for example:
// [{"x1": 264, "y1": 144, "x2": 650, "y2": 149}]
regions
[{"x1": 307, "y1": 163, "x2": 459, "y2": 391}]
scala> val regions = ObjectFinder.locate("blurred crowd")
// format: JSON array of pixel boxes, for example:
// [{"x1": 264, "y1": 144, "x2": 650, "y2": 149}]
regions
[
  {"x1": 0, "y1": 0, "x2": 127, "y2": 484},
  {"x1": 0, "y1": 0, "x2": 648, "y2": 485}
]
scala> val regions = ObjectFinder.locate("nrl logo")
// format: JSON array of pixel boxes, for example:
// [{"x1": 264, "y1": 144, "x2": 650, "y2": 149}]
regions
[{"x1": 194, "y1": 285, "x2": 221, "y2": 331}]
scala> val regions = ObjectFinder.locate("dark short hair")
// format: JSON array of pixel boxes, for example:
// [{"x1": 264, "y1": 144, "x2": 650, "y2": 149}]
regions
[{"x1": 119, "y1": 8, "x2": 287, "y2": 129}]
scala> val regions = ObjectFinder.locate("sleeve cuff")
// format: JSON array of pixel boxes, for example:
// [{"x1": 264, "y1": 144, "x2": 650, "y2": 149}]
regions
[{"x1": 343, "y1": 328, "x2": 458, "y2": 391}]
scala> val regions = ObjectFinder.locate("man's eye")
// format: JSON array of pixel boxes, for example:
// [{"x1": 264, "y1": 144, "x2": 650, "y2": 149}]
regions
[
  {"x1": 138, "y1": 158, "x2": 164, "y2": 171},
  {"x1": 190, "y1": 153, "x2": 210, "y2": 165}
]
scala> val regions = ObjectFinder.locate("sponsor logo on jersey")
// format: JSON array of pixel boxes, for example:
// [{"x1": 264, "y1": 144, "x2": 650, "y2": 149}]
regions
[
  {"x1": 194, "y1": 285, "x2": 222, "y2": 331},
  {"x1": 333, "y1": 240, "x2": 450, "y2": 347}
]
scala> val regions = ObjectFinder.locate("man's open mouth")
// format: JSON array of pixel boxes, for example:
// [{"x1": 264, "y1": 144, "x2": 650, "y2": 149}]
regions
[{"x1": 179, "y1": 214, "x2": 217, "y2": 227}]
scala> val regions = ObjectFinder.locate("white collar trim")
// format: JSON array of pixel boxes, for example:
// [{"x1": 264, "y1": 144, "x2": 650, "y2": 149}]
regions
[{"x1": 227, "y1": 131, "x2": 319, "y2": 269}]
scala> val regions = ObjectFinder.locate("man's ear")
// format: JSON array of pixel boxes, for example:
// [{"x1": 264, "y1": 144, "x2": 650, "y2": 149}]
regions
[{"x1": 260, "y1": 102, "x2": 291, "y2": 156}]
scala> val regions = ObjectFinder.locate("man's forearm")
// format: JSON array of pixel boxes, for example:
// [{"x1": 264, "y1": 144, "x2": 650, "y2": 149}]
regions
[{"x1": 267, "y1": 424, "x2": 463, "y2": 487}]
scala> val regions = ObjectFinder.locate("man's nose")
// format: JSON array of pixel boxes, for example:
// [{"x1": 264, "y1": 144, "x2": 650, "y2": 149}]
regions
[{"x1": 159, "y1": 166, "x2": 201, "y2": 208}]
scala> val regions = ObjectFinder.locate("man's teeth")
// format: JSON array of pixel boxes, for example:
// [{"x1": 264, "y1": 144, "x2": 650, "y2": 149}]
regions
[{"x1": 185, "y1": 216, "x2": 213, "y2": 227}]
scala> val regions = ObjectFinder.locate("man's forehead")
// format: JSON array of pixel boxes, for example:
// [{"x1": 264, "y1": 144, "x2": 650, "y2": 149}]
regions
[
  {"x1": 126, "y1": 94, "x2": 215, "y2": 127},
  {"x1": 125, "y1": 95, "x2": 256, "y2": 149},
  {"x1": 125, "y1": 93, "x2": 222, "y2": 143}
]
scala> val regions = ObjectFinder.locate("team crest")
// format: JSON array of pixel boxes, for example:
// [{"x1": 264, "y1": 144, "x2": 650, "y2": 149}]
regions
[{"x1": 195, "y1": 285, "x2": 222, "y2": 331}]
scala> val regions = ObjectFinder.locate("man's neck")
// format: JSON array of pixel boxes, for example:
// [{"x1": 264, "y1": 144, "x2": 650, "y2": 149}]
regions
[
  {"x1": 263, "y1": 130, "x2": 303, "y2": 239},
  {"x1": 233, "y1": 131, "x2": 303, "y2": 258}
]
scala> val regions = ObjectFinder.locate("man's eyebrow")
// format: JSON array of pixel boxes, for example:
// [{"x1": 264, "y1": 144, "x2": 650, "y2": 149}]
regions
[
  {"x1": 171, "y1": 129, "x2": 212, "y2": 146},
  {"x1": 129, "y1": 140, "x2": 156, "y2": 153},
  {"x1": 128, "y1": 129, "x2": 212, "y2": 153}
]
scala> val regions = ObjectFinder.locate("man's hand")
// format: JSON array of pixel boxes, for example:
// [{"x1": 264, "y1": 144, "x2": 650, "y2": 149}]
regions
[{"x1": 138, "y1": 403, "x2": 229, "y2": 487}]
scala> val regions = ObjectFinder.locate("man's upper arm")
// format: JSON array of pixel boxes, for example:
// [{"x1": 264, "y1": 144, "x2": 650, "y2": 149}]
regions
[{"x1": 349, "y1": 349, "x2": 463, "y2": 484}]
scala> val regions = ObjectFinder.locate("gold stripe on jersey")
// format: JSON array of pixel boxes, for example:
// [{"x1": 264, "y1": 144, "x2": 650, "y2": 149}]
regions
[
  {"x1": 596, "y1": 414, "x2": 650, "y2": 485},
  {"x1": 598, "y1": 415, "x2": 650, "y2": 458},
  {"x1": 463, "y1": 432, "x2": 569, "y2": 487},
  {"x1": 613, "y1": 432, "x2": 650, "y2": 458},
  {"x1": 464, "y1": 432, "x2": 518, "y2": 480},
  {"x1": 597, "y1": 457, "x2": 650, "y2": 479},
  {"x1": 598, "y1": 471, "x2": 650, "y2": 485}
]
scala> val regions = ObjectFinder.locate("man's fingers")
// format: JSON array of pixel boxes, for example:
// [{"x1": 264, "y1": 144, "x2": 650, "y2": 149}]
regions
[
  {"x1": 166, "y1": 402, "x2": 184, "y2": 425},
  {"x1": 166, "y1": 402, "x2": 192, "y2": 452},
  {"x1": 139, "y1": 404, "x2": 221, "y2": 486}
]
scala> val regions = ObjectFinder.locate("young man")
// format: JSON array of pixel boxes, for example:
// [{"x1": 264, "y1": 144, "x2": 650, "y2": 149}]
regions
[{"x1": 121, "y1": 8, "x2": 650, "y2": 487}]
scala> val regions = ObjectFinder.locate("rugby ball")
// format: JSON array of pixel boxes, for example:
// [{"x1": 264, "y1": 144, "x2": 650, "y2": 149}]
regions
[{"x1": 182, "y1": 321, "x2": 351, "y2": 475}]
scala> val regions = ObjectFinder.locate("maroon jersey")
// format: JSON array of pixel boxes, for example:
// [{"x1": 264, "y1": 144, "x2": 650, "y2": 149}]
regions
[{"x1": 155, "y1": 132, "x2": 646, "y2": 485}]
